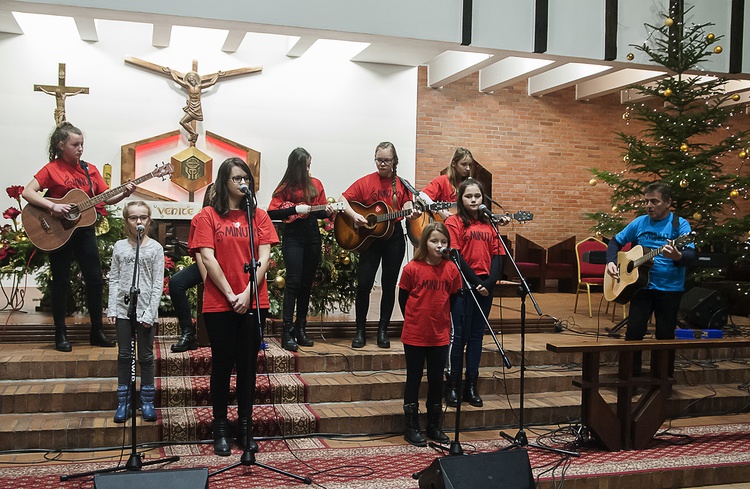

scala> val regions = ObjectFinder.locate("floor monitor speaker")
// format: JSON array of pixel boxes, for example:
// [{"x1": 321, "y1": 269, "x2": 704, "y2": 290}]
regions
[
  {"x1": 418, "y1": 450, "x2": 534, "y2": 489},
  {"x1": 93, "y1": 468, "x2": 208, "y2": 489},
  {"x1": 679, "y1": 286, "x2": 729, "y2": 329}
]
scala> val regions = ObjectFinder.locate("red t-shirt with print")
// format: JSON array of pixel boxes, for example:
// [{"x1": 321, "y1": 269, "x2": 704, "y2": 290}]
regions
[
  {"x1": 422, "y1": 174, "x2": 456, "y2": 202},
  {"x1": 268, "y1": 177, "x2": 328, "y2": 213},
  {"x1": 190, "y1": 206, "x2": 279, "y2": 312},
  {"x1": 342, "y1": 172, "x2": 411, "y2": 212},
  {"x1": 445, "y1": 216, "x2": 505, "y2": 276},
  {"x1": 399, "y1": 259, "x2": 461, "y2": 347},
  {"x1": 34, "y1": 158, "x2": 108, "y2": 199}
]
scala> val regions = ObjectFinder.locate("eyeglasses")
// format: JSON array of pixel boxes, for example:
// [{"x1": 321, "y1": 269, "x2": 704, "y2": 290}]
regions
[
  {"x1": 127, "y1": 215, "x2": 149, "y2": 222},
  {"x1": 231, "y1": 175, "x2": 251, "y2": 184},
  {"x1": 375, "y1": 158, "x2": 394, "y2": 165}
]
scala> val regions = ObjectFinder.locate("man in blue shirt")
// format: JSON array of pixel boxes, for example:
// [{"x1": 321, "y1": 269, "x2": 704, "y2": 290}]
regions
[{"x1": 606, "y1": 181, "x2": 696, "y2": 375}]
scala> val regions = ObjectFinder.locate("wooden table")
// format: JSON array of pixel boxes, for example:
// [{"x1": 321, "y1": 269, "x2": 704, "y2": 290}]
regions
[{"x1": 546, "y1": 337, "x2": 750, "y2": 451}]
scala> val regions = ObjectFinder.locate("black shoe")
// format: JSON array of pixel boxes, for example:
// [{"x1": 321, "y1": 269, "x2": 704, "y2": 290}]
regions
[
  {"x1": 213, "y1": 418, "x2": 232, "y2": 456},
  {"x1": 377, "y1": 324, "x2": 390, "y2": 348},
  {"x1": 352, "y1": 326, "x2": 366, "y2": 348},
  {"x1": 90, "y1": 329, "x2": 116, "y2": 347},
  {"x1": 171, "y1": 333, "x2": 198, "y2": 353},
  {"x1": 55, "y1": 334, "x2": 72, "y2": 352},
  {"x1": 295, "y1": 321, "x2": 314, "y2": 347}
]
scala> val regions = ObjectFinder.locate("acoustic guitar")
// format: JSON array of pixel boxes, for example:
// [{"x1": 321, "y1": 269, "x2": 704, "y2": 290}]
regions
[
  {"x1": 22, "y1": 163, "x2": 173, "y2": 252},
  {"x1": 279, "y1": 201, "x2": 345, "y2": 223},
  {"x1": 603, "y1": 232, "x2": 696, "y2": 304},
  {"x1": 406, "y1": 207, "x2": 534, "y2": 246},
  {"x1": 334, "y1": 200, "x2": 452, "y2": 252}
]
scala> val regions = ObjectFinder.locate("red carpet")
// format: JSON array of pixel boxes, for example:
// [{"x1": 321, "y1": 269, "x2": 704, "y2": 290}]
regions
[{"x1": 4, "y1": 423, "x2": 750, "y2": 489}]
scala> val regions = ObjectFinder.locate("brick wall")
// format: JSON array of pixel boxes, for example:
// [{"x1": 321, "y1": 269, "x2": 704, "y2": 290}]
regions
[{"x1": 415, "y1": 66, "x2": 750, "y2": 250}]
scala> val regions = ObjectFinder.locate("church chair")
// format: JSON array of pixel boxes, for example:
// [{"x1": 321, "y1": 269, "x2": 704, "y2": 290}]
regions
[
  {"x1": 574, "y1": 237, "x2": 607, "y2": 317},
  {"x1": 545, "y1": 235, "x2": 576, "y2": 293}
]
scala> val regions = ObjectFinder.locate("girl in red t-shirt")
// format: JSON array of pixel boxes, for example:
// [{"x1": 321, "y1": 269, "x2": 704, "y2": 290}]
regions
[
  {"x1": 398, "y1": 222, "x2": 461, "y2": 446},
  {"x1": 421, "y1": 147, "x2": 475, "y2": 220},
  {"x1": 21, "y1": 122, "x2": 135, "y2": 352},
  {"x1": 444, "y1": 178, "x2": 506, "y2": 408},
  {"x1": 267, "y1": 148, "x2": 334, "y2": 351},
  {"x1": 191, "y1": 157, "x2": 279, "y2": 456}
]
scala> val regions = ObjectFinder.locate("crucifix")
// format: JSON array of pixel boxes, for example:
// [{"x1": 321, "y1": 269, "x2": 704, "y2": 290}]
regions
[
  {"x1": 34, "y1": 63, "x2": 89, "y2": 125},
  {"x1": 126, "y1": 57, "x2": 262, "y2": 146}
]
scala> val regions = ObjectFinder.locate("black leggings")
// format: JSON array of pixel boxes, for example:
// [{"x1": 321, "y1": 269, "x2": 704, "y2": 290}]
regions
[
  {"x1": 168, "y1": 263, "x2": 202, "y2": 330},
  {"x1": 204, "y1": 310, "x2": 263, "y2": 420},
  {"x1": 355, "y1": 226, "x2": 406, "y2": 326},
  {"x1": 403, "y1": 344, "x2": 449, "y2": 406},
  {"x1": 281, "y1": 231, "x2": 321, "y2": 325},
  {"x1": 48, "y1": 227, "x2": 103, "y2": 328}
]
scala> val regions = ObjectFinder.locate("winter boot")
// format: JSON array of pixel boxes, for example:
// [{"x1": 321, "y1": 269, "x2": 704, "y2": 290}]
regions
[
  {"x1": 171, "y1": 320, "x2": 198, "y2": 352},
  {"x1": 352, "y1": 323, "x2": 366, "y2": 348},
  {"x1": 238, "y1": 416, "x2": 259, "y2": 453},
  {"x1": 377, "y1": 322, "x2": 390, "y2": 348},
  {"x1": 213, "y1": 418, "x2": 232, "y2": 456},
  {"x1": 445, "y1": 372, "x2": 459, "y2": 407},
  {"x1": 55, "y1": 324, "x2": 72, "y2": 352},
  {"x1": 462, "y1": 373, "x2": 483, "y2": 407},
  {"x1": 113, "y1": 385, "x2": 130, "y2": 423},
  {"x1": 140, "y1": 385, "x2": 157, "y2": 422},
  {"x1": 281, "y1": 322, "x2": 298, "y2": 352},
  {"x1": 403, "y1": 403, "x2": 427, "y2": 447},
  {"x1": 426, "y1": 404, "x2": 450, "y2": 444},
  {"x1": 295, "y1": 319, "x2": 314, "y2": 347},
  {"x1": 90, "y1": 324, "x2": 116, "y2": 347}
]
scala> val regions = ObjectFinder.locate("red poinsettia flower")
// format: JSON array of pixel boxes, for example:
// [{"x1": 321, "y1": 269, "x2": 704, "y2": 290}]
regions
[
  {"x1": 164, "y1": 256, "x2": 175, "y2": 270},
  {"x1": 163, "y1": 276, "x2": 170, "y2": 296},
  {"x1": 6, "y1": 185, "x2": 23, "y2": 200},
  {"x1": 95, "y1": 203, "x2": 109, "y2": 216},
  {"x1": 3, "y1": 207, "x2": 21, "y2": 221}
]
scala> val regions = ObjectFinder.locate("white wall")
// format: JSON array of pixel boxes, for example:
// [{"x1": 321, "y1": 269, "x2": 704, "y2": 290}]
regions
[{"x1": 0, "y1": 12, "x2": 418, "y2": 212}]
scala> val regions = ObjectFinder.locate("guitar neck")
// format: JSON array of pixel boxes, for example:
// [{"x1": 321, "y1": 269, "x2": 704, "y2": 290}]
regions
[
  {"x1": 76, "y1": 172, "x2": 156, "y2": 212},
  {"x1": 309, "y1": 204, "x2": 328, "y2": 213},
  {"x1": 376, "y1": 208, "x2": 412, "y2": 223}
]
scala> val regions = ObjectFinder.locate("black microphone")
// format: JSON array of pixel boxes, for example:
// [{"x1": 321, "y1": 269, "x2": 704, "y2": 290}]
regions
[
  {"x1": 478, "y1": 204, "x2": 494, "y2": 219},
  {"x1": 436, "y1": 246, "x2": 458, "y2": 256},
  {"x1": 79, "y1": 160, "x2": 88, "y2": 170},
  {"x1": 239, "y1": 183, "x2": 253, "y2": 195},
  {"x1": 136, "y1": 224, "x2": 145, "y2": 237}
]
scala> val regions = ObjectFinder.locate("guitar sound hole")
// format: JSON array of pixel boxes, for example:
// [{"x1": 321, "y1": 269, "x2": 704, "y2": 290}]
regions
[
  {"x1": 67, "y1": 207, "x2": 80, "y2": 220},
  {"x1": 626, "y1": 262, "x2": 634, "y2": 274},
  {"x1": 365, "y1": 215, "x2": 377, "y2": 229}
]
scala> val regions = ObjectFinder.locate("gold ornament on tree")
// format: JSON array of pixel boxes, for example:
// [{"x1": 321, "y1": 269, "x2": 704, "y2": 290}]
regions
[
  {"x1": 626, "y1": 53, "x2": 635, "y2": 61},
  {"x1": 732, "y1": 94, "x2": 741, "y2": 102},
  {"x1": 622, "y1": 111, "x2": 630, "y2": 120},
  {"x1": 663, "y1": 88, "x2": 673, "y2": 97},
  {"x1": 342, "y1": 256, "x2": 351, "y2": 265},
  {"x1": 714, "y1": 46, "x2": 723, "y2": 54},
  {"x1": 680, "y1": 142, "x2": 689, "y2": 152},
  {"x1": 707, "y1": 33, "x2": 715, "y2": 42},
  {"x1": 274, "y1": 275, "x2": 286, "y2": 289},
  {"x1": 665, "y1": 18, "x2": 674, "y2": 27},
  {"x1": 730, "y1": 189, "x2": 740, "y2": 198},
  {"x1": 740, "y1": 149, "x2": 747, "y2": 159},
  {"x1": 680, "y1": 179, "x2": 689, "y2": 188},
  {"x1": 611, "y1": 205, "x2": 619, "y2": 212},
  {"x1": 588, "y1": 178, "x2": 598, "y2": 186},
  {"x1": 327, "y1": 196, "x2": 336, "y2": 204},
  {"x1": 693, "y1": 212, "x2": 702, "y2": 221}
]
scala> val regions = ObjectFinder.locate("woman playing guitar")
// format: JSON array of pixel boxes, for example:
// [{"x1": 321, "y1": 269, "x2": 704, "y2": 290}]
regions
[
  {"x1": 22, "y1": 122, "x2": 135, "y2": 352},
  {"x1": 339, "y1": 142, "x2": 420, "y2": 349},
  {"x1": 267, "y1": 148, "x2": 334, "y2": 351}
]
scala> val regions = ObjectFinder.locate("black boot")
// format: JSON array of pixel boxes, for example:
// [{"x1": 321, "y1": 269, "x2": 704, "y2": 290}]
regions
[
  {"x1": 377, "y1": 322, "x2": 390, "y2": 349},
  {"x1": 171, "y1": 321, "x2": 198, "y2": 353},
  {"x1": 90, "y1": 325, "x2": 116, "y2": 347},
  {"x1": 352, "y1": 323, "x2": 366, "y2": 348},
  {"x1": 295, "y1": 319, "x2": 314, "y2": 347},
  {"x1": 282, "y1": 323, "x2": 298, "y2": 352},
  {"x1": 403, "y1": 403, "x2": 426, "y2": 447},
  {"x1": 426, "y1": 403, "x2": 449, "y2": 444},
  {"x1": 213, "y1": 418, "x2": 232, "y2": 456},
  {"x1": 54, "y1": 324, "x2": 72, "y2": 352},
  {"x1": 445, "y1": 372, "x2": 459, "y2": 407},
  {"x1": 462, "y1": 373, "x2": 483, "y2": 407},
  {"x1": 237, "y1": 416, "x2": 258, "y2": 453}
]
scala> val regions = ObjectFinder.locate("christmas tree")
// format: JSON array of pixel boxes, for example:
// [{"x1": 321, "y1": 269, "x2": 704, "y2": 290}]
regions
[{"x1": 587, "y1": 5, "x2": 750, "y2": 302}]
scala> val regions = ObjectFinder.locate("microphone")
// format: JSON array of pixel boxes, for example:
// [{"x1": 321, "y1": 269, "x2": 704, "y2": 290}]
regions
[
  {"x1": 136, "y1": 224, "x2": 145, "y2": 237},
  {"x1": 436, "y1": 246, "x2": 458, "y2": 256},
  {"x1": 478, "y1": 204, "x2": 494, "y2": 219},
  {"x1": 239, "y1": 183, "x2": 253, "y2": 195},
  {"x1": 79, "y1": 160, "x2": 88, "y2": 170}
]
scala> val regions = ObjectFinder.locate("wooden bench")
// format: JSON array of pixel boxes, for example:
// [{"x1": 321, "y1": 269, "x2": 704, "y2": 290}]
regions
[{"x1": 546, "y1": 337, "x2": 750, "y2": 451}]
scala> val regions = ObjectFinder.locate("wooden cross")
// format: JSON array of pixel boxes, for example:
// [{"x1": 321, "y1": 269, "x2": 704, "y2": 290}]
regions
[
  {"x1": 125, "y1": 57, "x2": 262, "y2": 146},
  {"x1": 34, "y1": 63, "x2": 89, "y2": 125}
]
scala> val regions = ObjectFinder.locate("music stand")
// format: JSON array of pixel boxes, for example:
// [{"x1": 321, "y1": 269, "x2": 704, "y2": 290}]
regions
[
  {"x1": 61, "y1": 227, "x2": 179, "y2": 482},
  {"x1": 209, "y1": 179, "x2": 311, "y2": 486},
  {"x1": 491, "y1": 220, "x2": 579, "y2": 458}
]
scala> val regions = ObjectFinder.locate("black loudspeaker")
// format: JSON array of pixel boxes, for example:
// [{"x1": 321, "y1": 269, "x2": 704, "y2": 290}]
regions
[
  {"x1": 679, "y1": 287, "x2": 729, "y2": 329},
  {"x1": 94, "y1": 468, "x2": 208, "y2": 489},
  {"x1": 418, "y1": 450, "x2": 534, "y2": 489}
]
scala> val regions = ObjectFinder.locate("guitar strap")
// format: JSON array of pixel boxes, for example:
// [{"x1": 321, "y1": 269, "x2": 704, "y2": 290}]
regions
[
  {"x1": 80, "y1": 161, "x2": 95, "y2": 197},
  {"x1": 671, "y1": 212, "x2": 679, "y2": 240}
]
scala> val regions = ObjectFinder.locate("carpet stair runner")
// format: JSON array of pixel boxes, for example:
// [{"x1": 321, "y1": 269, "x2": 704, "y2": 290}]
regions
[{"x1": 1, "y1": 320, "x2": 750, "y2": 451}]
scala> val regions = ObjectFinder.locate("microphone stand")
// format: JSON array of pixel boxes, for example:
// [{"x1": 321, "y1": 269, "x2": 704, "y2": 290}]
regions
[
  {"x1": 61, "y1": 228, "x2": 179, "y2": 482},
  {"x1": 489, "y1": 219, "x2": 579, "y2": 457},
  {"x1": 209, "y1": 185, "x2": 312, "y2": 485}
]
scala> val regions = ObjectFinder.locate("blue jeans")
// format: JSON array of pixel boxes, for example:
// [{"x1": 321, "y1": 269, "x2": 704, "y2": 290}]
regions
[{"x1": 449, "y1": 289, "x2": 493, "y2": 379}]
